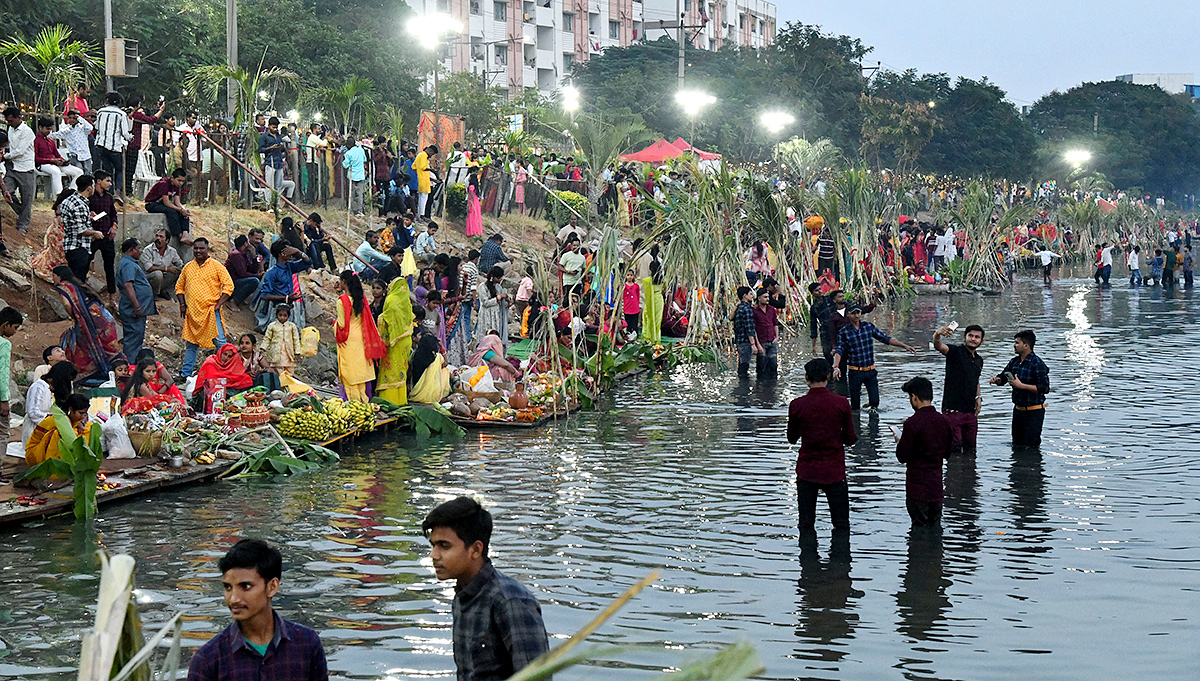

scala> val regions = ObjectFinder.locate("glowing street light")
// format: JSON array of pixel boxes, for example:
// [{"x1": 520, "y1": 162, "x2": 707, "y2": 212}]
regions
[
  {"x1": 759, "y1": 110, "x2": 795, "y2": 134},
  {"x1": 561, "y1": 85, "x2": 580, "y2": 112},
  {"x1": 928, "y1": 100, "x2": 937, "y2": 109},
  {"x1": 287, "y1": 109, "x2": 299, "y2": 121},
  {"x1": 313, "y1": 112, "x2": 324, "y2": 122},
  {"x1": 406, "y1": 12, "x2": 464, "y2": 50},
  {"x1": 1064, "y1": 149, "x2": 1092, "y2": 168},
  {"x1": 675, "y1": 89, "x2": 717, "y2": 117}
]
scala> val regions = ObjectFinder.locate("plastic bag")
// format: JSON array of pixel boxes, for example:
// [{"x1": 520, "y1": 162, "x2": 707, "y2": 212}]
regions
[
  {"x1": 299, "y1": 327, "x2": 320, "y2": 358},
  {"x1": 101, "y1": 414, "x2": 136, "y2": 459},
  {"x1": 462, "y1": 365, "x2": 497, "y2": 394}
]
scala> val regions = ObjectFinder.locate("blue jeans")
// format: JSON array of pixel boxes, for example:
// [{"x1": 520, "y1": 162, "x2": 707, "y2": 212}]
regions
[
  {"x1": 231, "y1": 277, "x2": 261, "y2": 304},
  {"x1": 1130, "y1": 269, "x2": 1142, "y2": 287},
  {"x1": 736, "y1": 341, "x2": 753, "y2": 376},
  {"x1": 756, "y1": 340, "x2": 778, "y2": 378},
  {"x1": 181, "y1": 309, "x2": 227, "y2": 376},
  {"x1": 119, "y1": 315, "x2": 146, "y2": 366},
  {"x1": 847, "y1": 368, "x2": 879, "y2": 410}
]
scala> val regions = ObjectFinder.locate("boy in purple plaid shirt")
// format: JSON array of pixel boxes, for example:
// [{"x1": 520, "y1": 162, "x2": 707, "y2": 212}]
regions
[{"x1": 188, "y1": 539, "x2": 328, "y2": 681}]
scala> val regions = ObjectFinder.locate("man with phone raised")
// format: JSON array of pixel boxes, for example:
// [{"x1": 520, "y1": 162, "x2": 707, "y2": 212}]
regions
[
  {"x1": 989, "y1": 329, "x2": 1050, "y2": 448},
  {"x1": 933, "y1": 322, "x2": 984, "y2": 455}
]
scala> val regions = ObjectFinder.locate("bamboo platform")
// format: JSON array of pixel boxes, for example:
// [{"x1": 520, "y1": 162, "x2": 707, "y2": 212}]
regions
[{"x1": 0, "y1": 415, "x2": 401, "y2": 529}]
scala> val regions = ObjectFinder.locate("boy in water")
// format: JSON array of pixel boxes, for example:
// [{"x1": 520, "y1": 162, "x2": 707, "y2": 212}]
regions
[{"x1": 424, "y1": 497, "x2": 549, "y2": 681}]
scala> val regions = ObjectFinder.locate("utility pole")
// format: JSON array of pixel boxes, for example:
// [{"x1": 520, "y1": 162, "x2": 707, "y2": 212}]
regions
[
  {"x1": 104, "y1": 0, "x2": 114, "y2": 92},
  {"x1": 677, "y1": 0, "x2": 685, "y2": 89},
  {"x1": 226, "y1": 0, "x2": 238, "y2": 119},
  {"x1": 1093, "y1": 112, "x2": 1098, "y2": 137}
]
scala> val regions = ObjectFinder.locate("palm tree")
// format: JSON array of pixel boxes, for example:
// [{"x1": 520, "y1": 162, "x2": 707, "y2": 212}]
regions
[
  {"x1": 303, "y1": 76, "x2": 375, "y2": 135},
  {"x1": 773, "y1": 137, "x2": 843, "y2": 186},
  {"x1": 184, "y1": 62, "x2": 299, "y2": 130},
  {"x1": 556, "y1": 110, "x2": 656, "y2": 207},
  {"x1": 0, "y1": 25, "x2": 102, "y2": 116}
]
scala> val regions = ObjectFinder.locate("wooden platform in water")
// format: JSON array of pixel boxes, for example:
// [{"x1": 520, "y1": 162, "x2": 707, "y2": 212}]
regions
[
  {"x1": 0, "y1": 415, "x2": 401, "y2": 529},
  {"x1": 450, "y1": 405, "x2": 580, "y2": 430}
]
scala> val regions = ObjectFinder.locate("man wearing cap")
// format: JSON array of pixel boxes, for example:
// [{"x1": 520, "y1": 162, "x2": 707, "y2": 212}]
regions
[{"x1": 832, "y1": 305, "x2": 917, "y2": 412}]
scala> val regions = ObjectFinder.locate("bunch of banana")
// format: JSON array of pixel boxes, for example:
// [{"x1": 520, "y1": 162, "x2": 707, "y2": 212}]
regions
[{"x1": 278, "y1": 406, "x2": 335, "y2": 441}]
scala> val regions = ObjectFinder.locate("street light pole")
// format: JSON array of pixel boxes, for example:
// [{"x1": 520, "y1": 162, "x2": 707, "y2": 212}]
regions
[
  {"x1": 104, "y1": 0, "x2": 114, "y2": 92},
  {"x1": 676, "y1": 0, "x2": 685, "y2": 90},
  {"x1": 226, "y1": 0, "x2": 238, "y2": 119}
]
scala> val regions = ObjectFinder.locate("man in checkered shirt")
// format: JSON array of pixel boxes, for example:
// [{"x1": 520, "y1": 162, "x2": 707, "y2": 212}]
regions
[
  {"x1": 59, "y1": 174, "x2": 105, "y2": 282},
  {"x1": 424, "y1": 497, "x2": 549, "y2": 681},
  {"x1": 832, "y1": 305, "x2": 917, "y2": 411}
]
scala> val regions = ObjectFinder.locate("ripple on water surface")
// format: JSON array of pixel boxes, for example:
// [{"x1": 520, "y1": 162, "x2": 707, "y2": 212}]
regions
[{"x1": 1, "y1": 275, "x2": 1199, "y2": 679}]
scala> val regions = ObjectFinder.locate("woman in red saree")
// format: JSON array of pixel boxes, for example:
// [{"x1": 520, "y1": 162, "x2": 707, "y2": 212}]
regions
[{"x1": 52, "y1": 266, "x2": 120, "y2": 382}]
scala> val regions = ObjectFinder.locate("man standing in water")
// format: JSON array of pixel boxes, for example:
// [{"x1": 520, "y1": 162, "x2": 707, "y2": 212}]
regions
[
  {"x1": 424, "y1": 497, "x2": 549, "y2": 681},
  {"x1": 933, "y1": 324, "x2": 984, "y2": 455},
  {"x1": 896, "y1": 377, "x2": 953, "y2": 526},
  {"x1": 832, "y1": 305, "x2": 918, "y2": 412},
  {"x1": 188, "y1": 538, "x2": 328, "y2": 680},
  {"x1": 787, "y1": 358, "x2": 857, "y2": 542},
  {"x1": 990, "y1": 330, "x2": 1050, "y2": 448}
]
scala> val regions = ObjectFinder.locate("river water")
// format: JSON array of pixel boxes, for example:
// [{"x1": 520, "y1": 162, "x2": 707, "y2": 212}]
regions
[{"x1": 2, "y1": 268, "x2": 1199, "y2": 680}]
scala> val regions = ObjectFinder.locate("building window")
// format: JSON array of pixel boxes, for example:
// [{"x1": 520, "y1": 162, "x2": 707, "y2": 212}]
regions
[
  {"x1": 496, "y1": 44, "x2": 508, "y2": 65},
  {"x1": 470, "y1": 0, "x2": 481, "y2": 15},
  {"x1": 563, "y1": 12, "x2": 574, "y2": 31},
  {"x1": 684, "y1": 0, "x2": 691, "y2": 10},
  {"x1": 436, "y1": 0, "x2": 450, "y2": 10},
  {"x1": 609, "y1": 20, "x2": 618, "y2": 39},
  {"x1": 563, "y1": 53, "x2": 575, "y2": 71},
  {"x1": 494, "y1": 1, "x2": 507, "y2": 21}
]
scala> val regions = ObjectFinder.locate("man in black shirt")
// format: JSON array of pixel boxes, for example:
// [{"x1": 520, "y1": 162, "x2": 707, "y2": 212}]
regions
[
  {"x1": 760, "y1": 276, "x2": 787, "y2": 310},
  {"x1": 934, "y1": 324, "x2": 984, "y2": 455},
  {"x1": 808, "y1": 282, "x2": 832, "y2": 358}
]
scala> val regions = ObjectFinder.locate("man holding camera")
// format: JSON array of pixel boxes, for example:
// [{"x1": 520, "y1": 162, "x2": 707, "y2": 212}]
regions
[{"x1": 990, "y1": 329, "x2": 1050, "y2": 448}]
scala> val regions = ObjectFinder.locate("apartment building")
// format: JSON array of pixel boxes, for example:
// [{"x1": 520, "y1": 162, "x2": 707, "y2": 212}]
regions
[{"x1": 414, "y1": 0, "x2": 777, "y2": 99}]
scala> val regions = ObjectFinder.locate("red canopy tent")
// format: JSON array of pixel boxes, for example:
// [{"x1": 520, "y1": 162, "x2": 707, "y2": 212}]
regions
[
  {"x1": 618, "y1": 138, "x2": 689, "y2": 163},
  {"x1": 671, "y1": 137, "x2": 722, "y2": 160}
]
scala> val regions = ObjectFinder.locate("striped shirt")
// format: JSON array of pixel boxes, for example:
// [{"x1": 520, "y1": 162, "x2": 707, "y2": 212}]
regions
[
  {"x1": 59, "y1": 192, "x2": 93, "y2": 252},
  {"x1": 93, "y1": 105, "x2": 132, "y2": 152}
]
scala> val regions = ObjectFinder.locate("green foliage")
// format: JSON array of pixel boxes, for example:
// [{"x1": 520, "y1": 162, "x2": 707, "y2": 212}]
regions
[
  {"x1": 222, "y1": 441, "x2": 338, "y2": 478},
  {"x1": 371, "y1": 399, "x2": 466, "y2": 438},
  {"x1": 549, "y1": 190, "x2": 590, "y2": 225},
  {"x1": 859, "y1": 96, "x2": 935, "y2": 173},
  {"x1": 445, "y1": 183, "x2": 467, "y2": 218},
  {"x1": 773, "y1": 137, "x2": 843, "y2": 184},
  {"x1": 922, "y1": 78, "x2": 1037, "y2": 178},
  {"x1": 570, "y1": 24, "x2": 868, "y2": 162},
  {"x1": 437, "y1": 71, "x2": 503, "y2": 141},
  {"x1": 1028, "y1": 80, "x2": 1200, "y2": 198},
  {"x1": 0, "y1": 24, "x2": 103, "y2": 114}
]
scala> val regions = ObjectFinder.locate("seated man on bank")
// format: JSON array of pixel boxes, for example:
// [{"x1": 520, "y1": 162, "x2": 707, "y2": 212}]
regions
[
  {"x1": 139, "y1": 228, "x2": 185, "y2": 300},
  {"x1": 144, "y1": 168, "x2": 194, "y2": 251}
]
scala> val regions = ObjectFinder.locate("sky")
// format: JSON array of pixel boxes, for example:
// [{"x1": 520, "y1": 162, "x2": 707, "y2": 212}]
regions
[{"x1": 774, "y1": 0, "x2": 1200, "y2": 105}]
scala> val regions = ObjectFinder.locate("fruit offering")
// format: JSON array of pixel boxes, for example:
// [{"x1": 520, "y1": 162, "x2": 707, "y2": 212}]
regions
[{"x1": 278, "y1": 407, "x2": 335, "y2": 441}]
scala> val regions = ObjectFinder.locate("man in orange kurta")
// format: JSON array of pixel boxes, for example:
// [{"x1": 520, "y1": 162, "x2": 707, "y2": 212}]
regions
[{"x1": 176, "y1": 237, "x2": 234, "y2": 377}]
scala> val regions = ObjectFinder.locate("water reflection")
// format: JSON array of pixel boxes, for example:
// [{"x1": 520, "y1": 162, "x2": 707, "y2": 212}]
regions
[
  {"x1": 4, "y1": 276, "x2": 1200, "y2": 680},
  {"x1": 895, "y1": 527, "x2": 950, "y2": 642},
  {"x1": 795, "y1": 532, "x2": 859, "y2": 663}
]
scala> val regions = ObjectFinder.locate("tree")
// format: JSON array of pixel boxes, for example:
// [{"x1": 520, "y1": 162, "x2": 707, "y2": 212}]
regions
[
  {"x1": 435, "y1": 71, "x2": 502, "y2": 141},
  {"x1": 859, "y1": 96, "x2": 934, "y2": 173},
  {"x1": 0, "y1": 25, "x2": 102, "y2": 115},
  {"x1": 773, "y1": 137, "x2": 843, "y2": 184},
  {"x1": 920, "y1": 78, "x2": 1037, "y2": 178},
  {"x1": 559, "y1": 109, "x2": 657, "y2": 205},
  {"x1": 1028, "y1": 80, "x2": 1200, "y2": 198},
  {"x1": 869, "y1": 69, "x2": 951, "y2": 106},
  {"x1": 303, "y1": 75, "x2": 375, "y2": 134}
]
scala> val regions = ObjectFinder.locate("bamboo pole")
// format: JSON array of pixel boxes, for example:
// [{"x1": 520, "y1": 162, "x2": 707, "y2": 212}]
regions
[{"x1": 197, "y1": 133, "x2": 377, "y2": 273}]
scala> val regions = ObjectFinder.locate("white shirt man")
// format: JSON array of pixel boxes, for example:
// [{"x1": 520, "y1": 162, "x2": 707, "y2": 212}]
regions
[
  {"x1": 1099, "y1": 246, "x2": 1114, "y2": 268},
  {"x1": 50, "y1": 113, "x2": 94, "y2": 171},
  {"x1": 177, "y1": 114, "x2": 205, "y2": 163},
  {"x1": 2, "y1": 111, "x2": 37, "y2": 235}
]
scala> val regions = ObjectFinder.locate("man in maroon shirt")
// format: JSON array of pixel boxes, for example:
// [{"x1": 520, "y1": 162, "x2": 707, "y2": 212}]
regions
[
  {"x1": 787, "y1": 358, "x2": 858, "y2": 542},
  {"x1": 35, "y1": 117, "x2": 83, "y2": 197},
  {"x1": 896, "y1": 377, "x2": 953, "y2": 526},
  {"x1": 752, "y1": 289, "x2": 779, "y2": 379}
]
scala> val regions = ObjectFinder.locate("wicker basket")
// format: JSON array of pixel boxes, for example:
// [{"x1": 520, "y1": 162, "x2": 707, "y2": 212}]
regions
[{"x1": 128, "y1": 430, "x2": 163, "y2": 457}]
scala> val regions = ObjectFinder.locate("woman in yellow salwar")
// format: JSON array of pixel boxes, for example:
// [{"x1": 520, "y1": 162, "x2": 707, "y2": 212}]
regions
[
  {"x1": 334, "y1": 271, "x2": 387, "y2": 402},
  {"x1": 376, "y1": 278, "x2": 415, "y2": 405},
  {"x1": 408, "y1": 334, "x2": 451, "y2": 404},
  {"x1": 25, "y1": 394, "x2": 94, "y2": 467},
  {"x1": 640, "y1": 262, "x2": 664, "y2": 346}
]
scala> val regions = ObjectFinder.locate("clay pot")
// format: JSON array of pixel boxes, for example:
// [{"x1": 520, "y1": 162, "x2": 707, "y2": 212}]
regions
[{"x1": 509, "y1": 382, "x2": 530, "y2": 410}]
